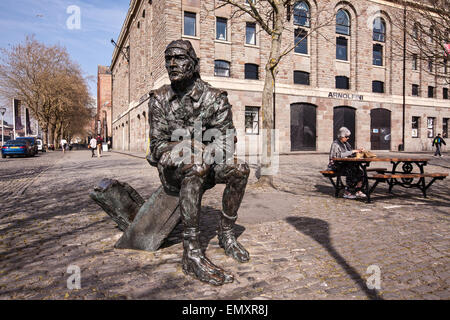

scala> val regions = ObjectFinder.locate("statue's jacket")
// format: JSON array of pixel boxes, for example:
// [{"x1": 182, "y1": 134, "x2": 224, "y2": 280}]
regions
[{"x1": 147, "y1": 78, "x2": 235, "y2": 167}]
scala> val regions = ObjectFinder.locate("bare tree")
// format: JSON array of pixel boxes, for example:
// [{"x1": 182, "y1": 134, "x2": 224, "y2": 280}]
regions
[
  {"x1": 0, "y1": 36, "x2": 94, "y2": 146},
  {"x1": 390, "y1": 0, "x2": 450, "y2": 85},
  {"x1": 211, "y1": 0, "x2": 334, "y2": 188}
]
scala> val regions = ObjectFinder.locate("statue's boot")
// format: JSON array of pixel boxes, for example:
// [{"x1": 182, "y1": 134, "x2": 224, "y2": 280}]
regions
[
  {"x1": 218, "y1": 213, "x2": 250, "y2": 263},
  {"x1": 182, "y1": 228, "x2": 234, "y2": 286}
]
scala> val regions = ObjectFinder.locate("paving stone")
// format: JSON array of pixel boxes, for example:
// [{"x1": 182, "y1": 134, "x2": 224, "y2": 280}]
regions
[{"x1": 0, "y1": 150, "x2": 448, "y2": 300}]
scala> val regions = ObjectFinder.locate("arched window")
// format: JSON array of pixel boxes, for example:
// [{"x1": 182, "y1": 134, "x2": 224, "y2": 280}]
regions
[
  {"x1": 214, "y1": 60, "x2": 230, "y2": 77},
  {"x1": 336, "y1": 9, "x2": 350, "y2": 35},
  {"x1": 293, "y1": 1, "x2": 310, "y2": 27},
  {"x1": 373, "y1": 17, "x2": 386, "y2": 42}
]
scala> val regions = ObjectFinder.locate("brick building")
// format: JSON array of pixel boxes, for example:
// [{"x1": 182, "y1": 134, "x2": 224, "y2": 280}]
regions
[
  {"x1": 96, "y1": 65, "x2": 112, "y2": 143},
  {"x1": 110, "y1": 0, "x2": 449, "y2": 154}
]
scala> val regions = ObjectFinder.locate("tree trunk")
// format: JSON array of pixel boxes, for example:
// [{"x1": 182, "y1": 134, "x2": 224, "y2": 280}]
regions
[{"x1": 253, "y1": 5, "x2": 284, "y2": 189}]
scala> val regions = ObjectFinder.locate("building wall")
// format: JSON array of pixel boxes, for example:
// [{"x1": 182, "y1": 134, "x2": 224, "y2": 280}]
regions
[
  {"x1": 97, "y1": 65, "x2": 112, "y2": 140},
  {"x1": 111, "y1": 0, "x2": 450, "y2": 153}
]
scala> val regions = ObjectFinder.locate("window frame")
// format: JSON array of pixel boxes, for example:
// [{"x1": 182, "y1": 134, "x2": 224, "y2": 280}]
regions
[
  {"x1": 373, "y1": 17, "x2": 386, "y2": 42},
  {"x1": 293, "y1": 1, "x2": 310, "y2": 27},
  {"x1": 216, "y1": 17, "x2": 228, "y2": 41},
  {"x1": 443, "y1": 88, "x2": 449, "y2": 100},
  {"x1": 428, "y1": 86, "x2": 434, "y2": 98},
  {"x1": 183, "y1": 11, "x2": 196, "y2": 37},
  {"x1": 412, "y1": 84, "x2": 419, "y2": 96},
  {"x1": 373, "y1": 43, "x2": 383, "y2": 66},
  {"x1": 294, "y1": 28, "x2": 308, "y2": 54},
  {"x1": 336, "y1": 9, "x2": 350, "y2": 35},
  {"x1": 245, "y1": 106, "x2": 260, "y2": 135},
  {"x1": 412, "y1": 116, "x2": 420, "y2": 138},
  {"x1": 244, "y1": 63, "x2": 259, "y2": 80},
  {"x1": 214, "y1": 60, "x2": 230, "y2": 77},
  {"x1": 245, "y1": 22, "x2": 256, "y2": 45},
  {"x1": 336, "y1": 36, "x2": 348, "y2": 61},
  {"x1": 372, "y1": 80, "x2": 384, "y2": 93},
  {"x1": 427, "y1": 117, "x2": 435, "y2": 138},
  {"x1": 335, "y1": 76, "x2": 350, "y2": 89},
  {"x1": 293, "y1": 71, "x2": 310, "y2": 85},
  {"x1": 412, "y1": 54, "x2": 418, "y2": 70}
]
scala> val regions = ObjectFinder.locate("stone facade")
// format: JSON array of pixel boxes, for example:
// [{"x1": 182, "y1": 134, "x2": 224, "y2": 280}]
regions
[
  {"x1": 96, "y1": 65, "x2": 112, "y2": 142},
  {"x1": 110, "y1": 0, "x2": 450, "y2": 153}
]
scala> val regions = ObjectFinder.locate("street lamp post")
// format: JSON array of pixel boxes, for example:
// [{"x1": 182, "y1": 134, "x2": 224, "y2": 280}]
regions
[{"x1": 0, "y1": 107, "x2": 6, "y2": 146}]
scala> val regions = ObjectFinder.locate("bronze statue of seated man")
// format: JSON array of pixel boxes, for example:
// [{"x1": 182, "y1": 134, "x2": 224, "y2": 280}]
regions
[{"x1": 146, "y1": 39, "x2": 250, "y2": 286}]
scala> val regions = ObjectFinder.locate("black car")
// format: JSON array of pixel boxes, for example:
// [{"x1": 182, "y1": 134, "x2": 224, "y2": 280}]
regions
[{"x1": 16, "y1": 137, "x2": 38, "y2": 156}]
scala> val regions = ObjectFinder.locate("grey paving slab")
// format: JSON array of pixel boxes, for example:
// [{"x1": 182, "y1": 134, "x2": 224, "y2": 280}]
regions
[{"x1": 0, "y1": 149, "x2": 448, "y2": 300}]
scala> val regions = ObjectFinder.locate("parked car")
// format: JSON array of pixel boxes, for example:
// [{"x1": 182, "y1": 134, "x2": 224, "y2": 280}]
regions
[
  {"x1": 1, "y1": 140, "x2": 33, "y2": 158},
  {"x1": 36, "y1": 139, "x2": 46, "y2": 152},
  {"x1": 16, "y1": 137, "x2": 38, "y2": 156}
]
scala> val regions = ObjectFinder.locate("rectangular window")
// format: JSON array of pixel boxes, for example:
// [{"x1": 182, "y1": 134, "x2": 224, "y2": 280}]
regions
[
  {"x1": 244, "y1": 64, "x2": 258, "y2": 80},
  {"x1": 214, "y1": 60, "x2": 230, "y2": 77},
  {"x1": 184, "y1": 12, "x2": 196, "y2": 36},
  {"x1": 444, "y1": 58, "x2": 448, "y2": 74},
  {"x1": 336, "y1": 76, "x2": 350, "y2": 89},
  {"x1": 444, "y1": 88, "x2": 449, "y2": 99},
  {"x1": 428, "y1": 59, "x2": 433, "y2": 72},
  {"x1": 412, "y1": 116, "x2": 420, "y2": 138},
  {"x1": 427, "y1": 117, "x2": 435, "y2": 138},
  {"x1": 373, "y1": 44, "x2": 383, "y2": 66},
  {"x1": 246, "y1": 22, "x2": 256, "y2": 45},
  {"x1": 372, "y1": 81, "x2": 384, "y2": 93},
  {"x1": 216, "y1": 17, "x2": 227, "y2": 40},
  {"x1": 412, "y1": 84, "x2": 419, "y2": 96},
  {"x1": 428, "y1": 86, "x2": 434, "y2": 98},
  {"x1": 245, "y1": 107, "x2": 260, "y2": 135},
  {"x1": 336, "y1": 37, "x2": 348, "y2": 61},
  {"x1": 294, "y1": 71, "x2": 310, "y2": 85},
  {"x1": 412, "y1": 54, "x2": 418, "y2": 70},
  {"x1": 294, "y1": 29, "x2": 308, "y2": 54},
  {"x1": 443, "y1": 118, "x2": 449, "y2": 138}
]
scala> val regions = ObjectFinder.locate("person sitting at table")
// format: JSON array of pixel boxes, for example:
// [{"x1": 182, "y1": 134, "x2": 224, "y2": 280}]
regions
[{"x1": 327, "y1": 127, "x2": 366, "y2": 199}]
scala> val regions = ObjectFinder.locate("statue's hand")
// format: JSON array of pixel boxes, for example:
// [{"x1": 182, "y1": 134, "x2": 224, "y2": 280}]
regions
[{"x1": 159, "y1": 150, "x2": 177, "y2": 167}]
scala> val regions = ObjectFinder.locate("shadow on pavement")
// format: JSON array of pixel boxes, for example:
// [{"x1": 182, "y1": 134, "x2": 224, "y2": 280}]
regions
[{"x1": 285, "y1": 216, "x2": 383, "y2": 300}]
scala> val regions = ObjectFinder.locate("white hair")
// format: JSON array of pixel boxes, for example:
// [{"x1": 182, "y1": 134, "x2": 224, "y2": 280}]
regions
[{"x1": 337, "y1": 127, "x2": 351, "y2": 138}]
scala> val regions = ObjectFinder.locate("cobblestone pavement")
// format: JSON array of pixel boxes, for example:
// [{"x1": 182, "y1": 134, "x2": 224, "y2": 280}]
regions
[{"x1": 0, "y1": 149, "x2": 449, "y2": 300}]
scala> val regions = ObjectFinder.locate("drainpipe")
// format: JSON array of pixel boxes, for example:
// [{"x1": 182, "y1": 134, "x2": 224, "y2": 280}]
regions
[{"x1": 401, "y1": 5, "x2": 406, "y2": 151}]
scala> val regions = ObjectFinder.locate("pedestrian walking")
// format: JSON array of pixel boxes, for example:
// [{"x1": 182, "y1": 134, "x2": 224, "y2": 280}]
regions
[
  {"x1": 89, "y1": 137, "x2": 97, "y2": 158},
  {"x1": 96, "y1": 135, "x2": 103, "y2": 158},
  {"x1": 432, "y1": 133, "x2": 446, "y2": 157},
  {"x1": 61, "y1": 138, "x2": 68, "y2": 154}
]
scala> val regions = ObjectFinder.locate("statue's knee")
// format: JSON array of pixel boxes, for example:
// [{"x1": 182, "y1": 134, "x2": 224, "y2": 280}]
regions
[{"x1": 233, "y1": 162, "x2": 250, "y2": 179}]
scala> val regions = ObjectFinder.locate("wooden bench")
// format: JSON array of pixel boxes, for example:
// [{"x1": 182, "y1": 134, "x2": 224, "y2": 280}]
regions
[
  {"x1": 319, "y1": 168, "x2": 388, "y2": 198},
  {"x1": 320, "y1": 167, "x2": 388, "y2": 177},
  {"x1": 369, "y1": 172, "x2": 448, "y2": 197}
]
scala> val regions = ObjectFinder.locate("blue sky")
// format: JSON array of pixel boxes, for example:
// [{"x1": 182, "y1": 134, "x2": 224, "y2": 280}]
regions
[{"x1": 0, "y1": 0, "x2": 129, "y2": 122}]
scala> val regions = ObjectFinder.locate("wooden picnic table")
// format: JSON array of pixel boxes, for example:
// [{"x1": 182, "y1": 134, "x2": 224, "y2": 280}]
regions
[{"x1": 323, "y1": 157, "x2": 448, "y2": 203}]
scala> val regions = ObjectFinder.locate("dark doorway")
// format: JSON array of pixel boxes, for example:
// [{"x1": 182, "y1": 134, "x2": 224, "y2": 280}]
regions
[
  {"x1": 370, "y1": 108, "x2": 391, "y2": 150},
  {"x1": 290, "y1": 103, "x2": 317, "y2": 151},
  {"x1": 334, "y1": 106, "x2": 356, "y2": 148}
]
